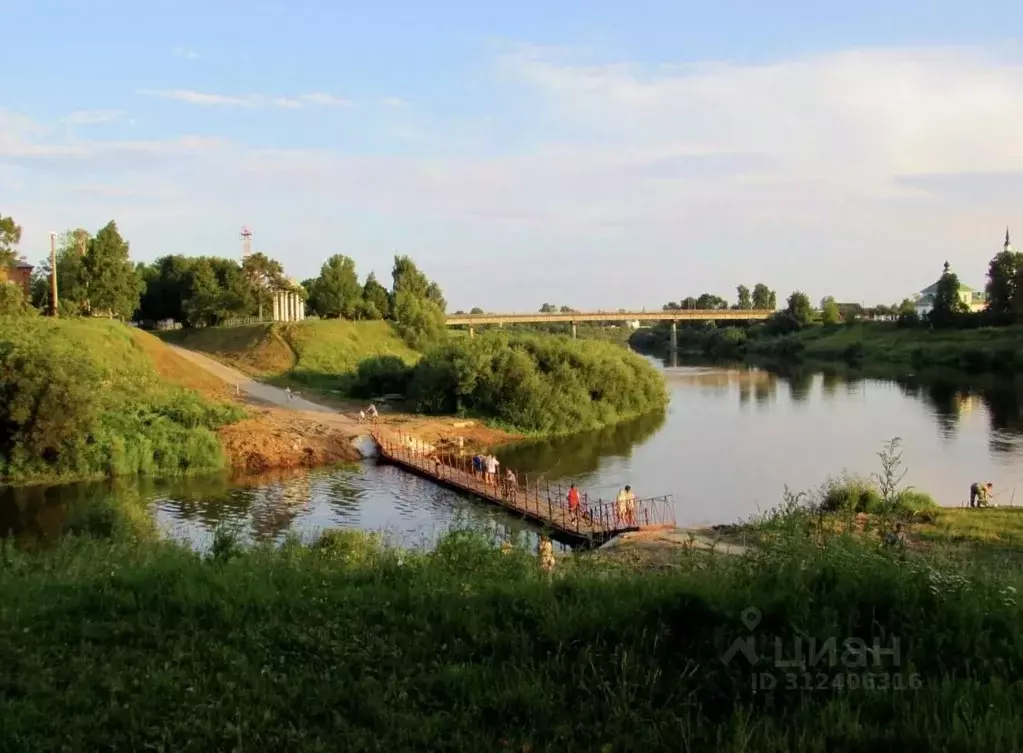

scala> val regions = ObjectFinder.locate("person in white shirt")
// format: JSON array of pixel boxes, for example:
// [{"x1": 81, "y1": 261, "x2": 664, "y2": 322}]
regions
[{"x1": 486, "y1": 454, "x2": 499, "y2": 485}]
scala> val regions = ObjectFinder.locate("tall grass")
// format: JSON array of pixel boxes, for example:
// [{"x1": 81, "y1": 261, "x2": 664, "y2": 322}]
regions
[{"x1": 3, "y1": 521, "x2": 1023, "y2": 750}]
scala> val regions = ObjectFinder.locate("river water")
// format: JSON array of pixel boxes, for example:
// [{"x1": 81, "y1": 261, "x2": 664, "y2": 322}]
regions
[{"x1": 4, "y1": 358, "x2": 1022, "y2": 549}]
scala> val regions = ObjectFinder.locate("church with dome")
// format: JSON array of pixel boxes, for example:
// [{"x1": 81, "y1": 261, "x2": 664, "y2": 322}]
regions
[{"x1": 911, "y1": 230, "x2": 1000, "y2": 317}]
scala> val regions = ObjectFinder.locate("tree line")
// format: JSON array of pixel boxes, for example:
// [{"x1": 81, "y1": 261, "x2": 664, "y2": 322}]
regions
[{"x1": 0, "y1": 213, "x2": 450, "y2": 347}]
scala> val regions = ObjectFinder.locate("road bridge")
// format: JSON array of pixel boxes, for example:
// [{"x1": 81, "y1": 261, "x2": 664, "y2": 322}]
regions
[{"x1": 445, "y1": 309, "x2": 773, "y2": 349}]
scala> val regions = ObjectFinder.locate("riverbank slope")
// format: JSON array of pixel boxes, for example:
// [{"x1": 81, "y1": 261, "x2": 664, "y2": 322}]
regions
[
  {"x1": 0, "y1": 319, "x2": 368, "y2": 484},
  {"x1": 631, "y1": 320, "x2": 1023, "y2": 373}
]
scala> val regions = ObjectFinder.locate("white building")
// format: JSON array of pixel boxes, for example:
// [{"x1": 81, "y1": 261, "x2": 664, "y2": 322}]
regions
[{"x1": 912, "y1": 229, "x2": 1005, "y2": 316}]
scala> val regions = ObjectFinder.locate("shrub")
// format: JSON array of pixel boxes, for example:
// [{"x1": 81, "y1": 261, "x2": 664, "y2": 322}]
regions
[
  {"x1": 351, "y1": 355, "x2": 413, "y2": 398},
  {"x1": 0, "y1": 319, "x2": 243, "y2": 483},
  {"x1": 406, "y1": 333, "x2": 668, "y2": 433}
]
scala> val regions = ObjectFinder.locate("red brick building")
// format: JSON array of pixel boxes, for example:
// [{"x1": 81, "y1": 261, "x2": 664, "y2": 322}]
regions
[{"x1": 4, "y1": 259, "x2": 33, "y2": 298}]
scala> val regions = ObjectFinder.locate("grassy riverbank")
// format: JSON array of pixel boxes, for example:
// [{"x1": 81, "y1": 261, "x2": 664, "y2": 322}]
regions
[
  {"x1": 0, "y1": 319, "x2": 245, "y2": 485},
  {"x1": 632, "y1": 320, "x2": 1023, "y2": 374},
  {"x1": 4, "y1": 517, "x2": 1023, "y2": 750},
  {"x1": 161, "y1": 320, "x2": 420, "y2": 394}
]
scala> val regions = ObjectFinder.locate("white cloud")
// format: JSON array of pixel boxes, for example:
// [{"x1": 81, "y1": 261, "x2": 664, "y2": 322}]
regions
[
  {"x1": 136, "y1": 89, "x2": 353, "y2": 110},
  {"x1": 137, "y1": 89, "x2": 254, "y2": 107},
  {"x1": 8, "y1": 45, "x2": 1023, "y2": 309},
  {"x1": 379, "y1": 96, "x2": 410, "y2": 107},
  {"x1": 64, "y1": 110, "x2": 122, "y2": 125},
  {"x1": 172, "y1": 46, "x2": 199, "y2": 60},
  {"x1": 303, "y1": 92, "x2": 352, "y2": 106}
]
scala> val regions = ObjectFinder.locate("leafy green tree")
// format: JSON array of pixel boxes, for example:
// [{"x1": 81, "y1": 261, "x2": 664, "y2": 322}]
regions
[
  {"x1": 83, "y1": 221, "x2": 142, "y2": 320},
  {"x1": 241, "y1": 253, "x2": 285, "y2": 320},
  {"x1": 695, "y1": 293, "x2": 727, "y2": 310},
  {"x1": 182, "y1": 260, "x2": 224, "y2": 327},
  {"x1": 391, "y1": 255, "x2": 446, "y2": 313},
  {"x1": 0, "y1": 213, "x2": 22, "y2": 269},
  {"x1": 930, "y1": 261, "x2": 968, "y2": 327},
  {"x1": 309, "y1": 254, "x2": 362, "y2": 319},
  {"x1": 752, "y1": 283, "x2": 776, "y2": 310},
  {"x1": 896, "y1": 298, "x2": 919, "y2": 328},
  {"x1": 362, "y1": 273, "x2": 390, "y2": 320},
  {"x1": 985, "y1": 248, "x2": 1023, "y2": 321},
  {"x1": 470, "y1": 307, "x2": 485, "y2": 314},
  {"x1": 0, "y1": 282, "x2": 34, "y2": 316},
  {"x1": 392, "y1": 291, "x2": 447, "y2": 350},
  {"x1": 736, "y1": 285, "x2": 752, "y2": 309},
  {"x1": 785, "y1": 291, "x2": 814, "y2": 326},
  {"x1": 820, "y1": 296, "x2": 841, "y2": 325}
]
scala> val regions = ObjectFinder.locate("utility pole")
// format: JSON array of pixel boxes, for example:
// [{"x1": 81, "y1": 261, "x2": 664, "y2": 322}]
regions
[{"x1": 49, "y1": 232, "x2": 58, "y2": 317}]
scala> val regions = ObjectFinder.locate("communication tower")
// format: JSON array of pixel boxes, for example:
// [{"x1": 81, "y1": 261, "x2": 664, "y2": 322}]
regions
[{"x1": 241, "y1": 226, "x2": 253, "y2": 260}]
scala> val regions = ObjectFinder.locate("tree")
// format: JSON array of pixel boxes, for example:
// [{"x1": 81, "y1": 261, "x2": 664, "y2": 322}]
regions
[
  {"x1": 309, "y1": 254, "x2": 362, "y2": 319},
  {"x1": 540, "y1": 303, "x2": 557, "y2": 313},
  {"x1": 470, "y1": 307, "x2": 485, "y2": 314},
  {"x1": 695, "y1": 293, "x2": 727, "y2": 310},
  {"x1": 736, "y1": 285, "x2": 752, "y2": 310},
  {"x1": 391, "y1": 291, "x2": 447, "y2": 349},
  {"x1": 985, "y1": 248, "x2": 1023, "y2": 321},
  {"x1": 929, "y1": 261, "x2": 968, "y2": 327},
  {"x1": 241, "y1": 253, "x2": 286, "y2": 320},
  {"x1": 751, "y1": 283, "x2": 776, "y2": 310},
  {"x1": 362, "y1": 273, "x2": 390, "y2": 320},
  {"x1": 785, "y1": 291, "x2": 814, "y2": 326},
  {"x1": 391, "y1": 255, "x2": 446, "y2": 313},
  {"x1": 820, "y1": 296, "x2": 841, "y2": 325},
  {"x1": 83, "y1": 221, "x2": 142, "y2": 320},
  {"x1": 0, "y1": 213, "x2": 22, "y2": 270}
]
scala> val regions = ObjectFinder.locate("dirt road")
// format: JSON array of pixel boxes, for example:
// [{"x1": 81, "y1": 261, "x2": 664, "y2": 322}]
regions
[{"x1": 167, "y1": 344, "x2": 356, "y2": 420}]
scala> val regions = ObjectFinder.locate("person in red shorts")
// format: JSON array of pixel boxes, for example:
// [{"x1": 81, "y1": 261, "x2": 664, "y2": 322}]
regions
[{"x1": 567, "y1": 484, "x2": 580, "y2": 522}]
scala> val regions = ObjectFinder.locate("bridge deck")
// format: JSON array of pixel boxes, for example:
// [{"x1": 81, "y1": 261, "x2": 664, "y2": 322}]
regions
[
  {"x1": 372, "y1": 429, "x2": 675, "y2": 544},
  {"x1": 446, "y1": 309, "x2": 773, "y2": 326}
]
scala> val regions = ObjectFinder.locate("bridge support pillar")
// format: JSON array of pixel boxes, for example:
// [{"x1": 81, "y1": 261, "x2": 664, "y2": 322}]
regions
[
  {"x1": 669, "y1": 320, "x2": 678, "y2": 351},
  {"x1": 571, "y1": 321, "x2": 577, "y2": 339},
  {"x1": 468, "y1": 325, "x2": 475, "y2": 339}
]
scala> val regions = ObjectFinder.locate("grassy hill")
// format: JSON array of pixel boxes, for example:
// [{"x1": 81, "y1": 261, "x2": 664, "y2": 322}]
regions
[
  {"x1": 162, "y1": 320, "x2": 420, "y2": 395},
  {"x1": 0, "y1": 319, "x2": 244, "y2": 485}
]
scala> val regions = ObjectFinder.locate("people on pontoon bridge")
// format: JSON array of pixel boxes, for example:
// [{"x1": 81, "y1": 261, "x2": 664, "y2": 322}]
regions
[{"x1": 969, "y1": 481, "x2": 995, "y2": 508}]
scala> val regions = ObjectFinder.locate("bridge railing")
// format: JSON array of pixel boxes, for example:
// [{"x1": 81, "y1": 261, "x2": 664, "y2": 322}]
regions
[{"x1": 374, "y1": 428, "x2": 676, "y2": 536}]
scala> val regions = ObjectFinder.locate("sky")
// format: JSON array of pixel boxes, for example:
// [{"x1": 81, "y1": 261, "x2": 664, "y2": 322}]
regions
[{"x1": 3, "y1": 1, "x2": 1023, "y2": 311}]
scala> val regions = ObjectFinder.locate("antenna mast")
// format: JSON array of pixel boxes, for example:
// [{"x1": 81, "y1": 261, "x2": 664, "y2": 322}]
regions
[{"x1": 241, "y1": 226, "x2": 253, "y2": 260}]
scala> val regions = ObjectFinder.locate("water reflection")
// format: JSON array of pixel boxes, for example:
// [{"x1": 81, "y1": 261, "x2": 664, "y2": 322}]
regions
[{"x1": 495, "y1": 409, "x2": 666, "y2": 483}]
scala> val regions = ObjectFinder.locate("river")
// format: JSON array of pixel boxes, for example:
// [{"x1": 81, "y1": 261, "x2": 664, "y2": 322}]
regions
[{"x1": 3, "y1": 358, "x2": 1022, "y2": 549}]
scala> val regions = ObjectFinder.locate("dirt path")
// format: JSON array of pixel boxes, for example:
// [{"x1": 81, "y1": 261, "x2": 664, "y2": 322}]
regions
[{"x1": 167, "y1": 344, "x2": 357, "y2": 421}]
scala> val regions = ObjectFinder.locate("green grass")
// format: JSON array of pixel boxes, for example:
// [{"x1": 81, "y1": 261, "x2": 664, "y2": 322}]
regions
[
  {"x1": 5, "y1": 524, "x2": 1023, "y2": 751},
  {"x1": 162, "y1": 320, "x2": 420, "y2": 397},
  {"x1": 0, "y1": 318, "x2": 244, "y2": 485},
  {"x1": 750, "y1": 321, "x2": 1023, "y2": 372}
]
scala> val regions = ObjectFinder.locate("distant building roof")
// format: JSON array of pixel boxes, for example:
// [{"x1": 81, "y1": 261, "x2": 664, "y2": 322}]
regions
[{"x1": 919, "y1": 280, "x2": 975, "y2": 296}]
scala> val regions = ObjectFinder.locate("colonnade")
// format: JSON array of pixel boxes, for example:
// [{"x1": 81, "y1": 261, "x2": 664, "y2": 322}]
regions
[{"x1": 272, "y1": 290, "x2": 305, "y2": 322}]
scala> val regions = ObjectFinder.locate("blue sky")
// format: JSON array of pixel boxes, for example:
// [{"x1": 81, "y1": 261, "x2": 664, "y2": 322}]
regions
[{"x1": 3, "y1": 1, "x2": 1023, "y2": 310}]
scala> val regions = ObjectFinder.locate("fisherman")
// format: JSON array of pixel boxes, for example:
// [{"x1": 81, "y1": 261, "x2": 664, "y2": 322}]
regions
[{"x1": 970, "y1": 481, "x2": 994, "y2": 508}]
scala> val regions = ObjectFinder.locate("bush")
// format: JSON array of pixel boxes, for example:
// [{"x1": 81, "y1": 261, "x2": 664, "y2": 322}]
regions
[
  {"x1": 819, "y1": 474, "x2": 937, "y2": 515},
  {"x1": 0, "y1": 319, "x2": 243, "y2": 483},
  {"x1": 406, "y1": 333, "x2": 668, "y2": 433},
  {"x1": 351, "y1": 355, "x2": 413, "y2": 398}
]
